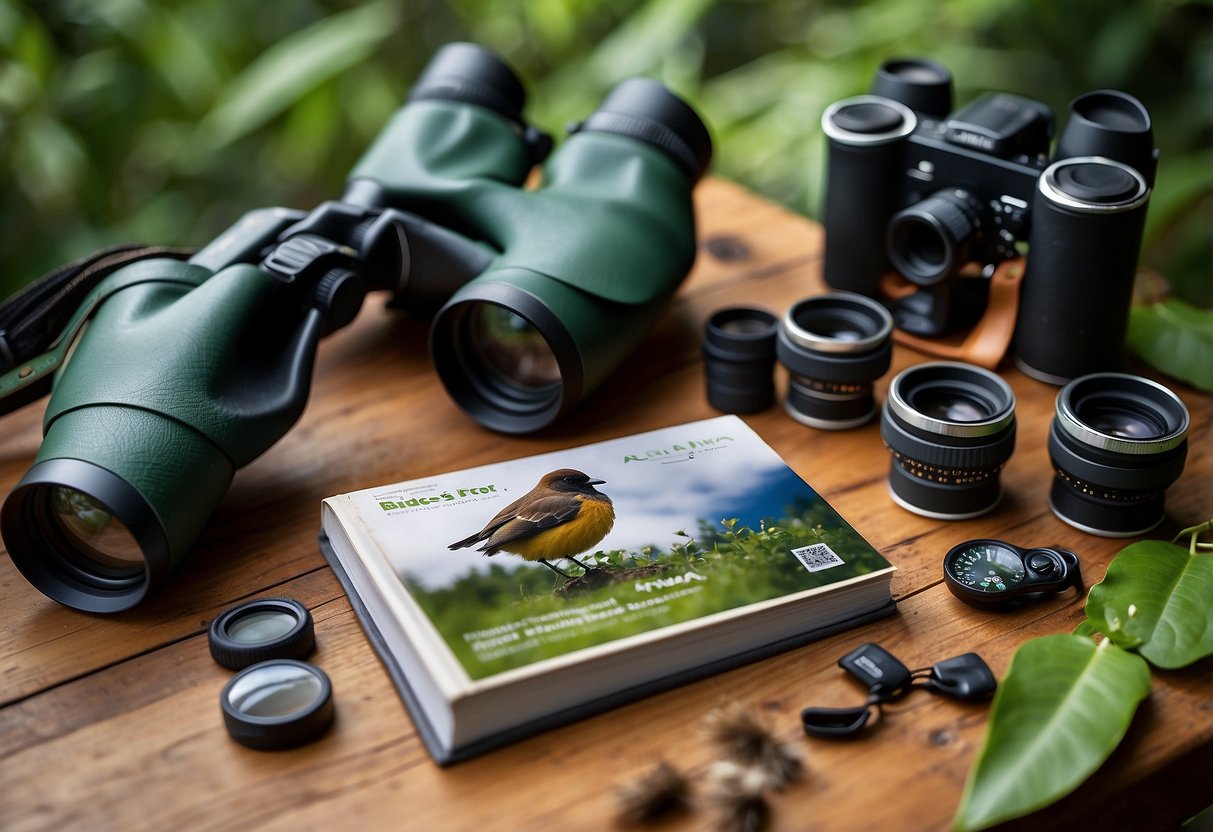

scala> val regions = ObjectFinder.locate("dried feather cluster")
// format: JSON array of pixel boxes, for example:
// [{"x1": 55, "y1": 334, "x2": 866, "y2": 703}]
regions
[
  {"x1": 613, "y1": 703, "x2": 804, "y2": 831},
  {"x1": 613, "y1": 760, "x2": 692, "y2": 825}
]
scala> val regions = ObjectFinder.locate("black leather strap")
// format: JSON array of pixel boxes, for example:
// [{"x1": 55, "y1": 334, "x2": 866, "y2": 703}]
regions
[{"x1": 0, "y1": 244, "x2": 192, "y2": 373}]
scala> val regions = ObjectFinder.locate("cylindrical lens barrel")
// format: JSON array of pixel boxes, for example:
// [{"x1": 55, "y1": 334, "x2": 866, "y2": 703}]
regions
[
  {"x1": 821, "y1": 96, "x2": 917, "y2": 296},
  {"x1": 702, "y1": 307, "x2": 779, "y2": 414},
  {"x1": 1014, "y1": 157, "x2": 1150, "y2": 384},
  {"x1": 776, "y1": 293, "x2": 894, "y2": 430},
  {"x1": 1048, "y1": 373, "x2": 1189, "y2": 537},
  {"x1": 1, "y1": 408, "x2": 233, "y2": 612},
  {"x1": 880, "y1": 362, "x2": 1017, "y2": 519}
]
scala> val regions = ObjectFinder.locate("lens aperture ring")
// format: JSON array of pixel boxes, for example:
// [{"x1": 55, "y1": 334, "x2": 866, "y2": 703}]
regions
[
  {"x1": 881, "y1": 410, "x2": 1017, "y2": 474},
  {"x1": 1048, "y1": 422, "x2": 1188, "y2": 492}
]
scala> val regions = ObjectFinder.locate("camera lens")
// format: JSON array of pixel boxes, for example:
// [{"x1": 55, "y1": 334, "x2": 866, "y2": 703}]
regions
[
  {"x1": 888, "y1": 189, "x2": 985, "y2": 285},
  {"x1": 221, "y1": 660, "x2": 335, "y2": 750},
  {"x1": 880, "y1": 362, "x2": 1016, "y2": 519},
  {"x1": 776, "y1": 293, "x2": 894, "y2": 430},
  {"x1": 702, "y1": 307, "x2": 779, "y2": 414},
  {"x1": 1048, "y1": 373, "x2": 1189, "y2": 537}
]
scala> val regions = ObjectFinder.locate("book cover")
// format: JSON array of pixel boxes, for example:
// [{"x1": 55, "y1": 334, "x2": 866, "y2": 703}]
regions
[{"x1": 320, "y1": 415, "x2": 895, "y2": 762}]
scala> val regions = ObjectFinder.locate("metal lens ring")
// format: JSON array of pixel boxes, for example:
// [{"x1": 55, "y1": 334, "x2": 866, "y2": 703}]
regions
[
  {"x1": 822, "y1": 95, "x2": 917, "y2": 147},
  {"x1": 1039, "y1": 156, "x2": 1149, "y2": 214},
  {"x1": 209, "y1": 597, "x2": 317, "y2": 671}
]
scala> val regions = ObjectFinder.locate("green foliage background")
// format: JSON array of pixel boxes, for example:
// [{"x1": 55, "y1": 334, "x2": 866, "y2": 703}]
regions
[
  {"x1": 3, "y1": 0, "x2": 1210, "y2": 303},
  {"x1": 407, "y1": 501, "x2": 891, "y2": 679}
]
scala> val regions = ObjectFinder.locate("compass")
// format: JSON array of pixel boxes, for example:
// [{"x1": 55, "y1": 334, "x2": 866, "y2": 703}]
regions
[{"x1": 943, "y1": 539, "x2": 1082, "y2": 609}]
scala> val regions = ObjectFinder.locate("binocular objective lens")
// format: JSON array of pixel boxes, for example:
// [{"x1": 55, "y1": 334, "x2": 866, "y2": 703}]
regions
[
  {"x1": 467, "y1": 303, "x2": 562, "y2": 394},
  {"x1": 48, "y1": 487, "x2": 144, "y2": 575}
]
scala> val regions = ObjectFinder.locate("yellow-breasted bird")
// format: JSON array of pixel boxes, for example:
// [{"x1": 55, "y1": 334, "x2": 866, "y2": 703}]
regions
[{"x1": 448, "y1": 468, "x2": 615, "y2": 578}]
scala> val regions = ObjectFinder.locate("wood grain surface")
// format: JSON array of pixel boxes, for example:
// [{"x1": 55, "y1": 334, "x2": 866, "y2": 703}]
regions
[{"x1": 1, "y1": 178, "x2": 1209, "y2": 831}]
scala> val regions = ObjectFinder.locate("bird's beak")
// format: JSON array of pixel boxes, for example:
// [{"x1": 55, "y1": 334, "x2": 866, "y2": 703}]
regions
[{"x1": 587, "y1": 478, "x2": 606, "y2": 486}]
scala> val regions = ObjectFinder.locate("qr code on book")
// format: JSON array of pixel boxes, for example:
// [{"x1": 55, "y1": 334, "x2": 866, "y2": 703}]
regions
[{"x1": 791, "y1": 543, "x2": 845, "y2": 573}]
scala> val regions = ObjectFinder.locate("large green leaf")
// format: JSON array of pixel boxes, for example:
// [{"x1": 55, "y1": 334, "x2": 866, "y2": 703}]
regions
[
  {"x1": 1127, "y1": 298, "x2": 1213, "y2": 392},
  {"x1": 1085, "y1": 539, "x2": 1213, "y2": 669},
  {"x1": 954, "y1": 634, "x2": 1151, "y2": 832}
]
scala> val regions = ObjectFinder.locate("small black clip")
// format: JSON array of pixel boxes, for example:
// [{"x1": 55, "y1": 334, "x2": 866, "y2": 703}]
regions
[
  {"x1": 837, "y1": 642, "x2": 912, "y2": 702},
  {"x1": 917, "y1": 653, "x2": 997, "y2": 701},
  {"x1": 800, "y1": 703, "x2": 875, "y2": 739}
]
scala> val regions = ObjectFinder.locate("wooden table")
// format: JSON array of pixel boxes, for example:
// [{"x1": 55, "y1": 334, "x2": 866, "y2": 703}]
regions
[{"x1": 1, "y1": 179, "x2": 1209, "y2": 831}]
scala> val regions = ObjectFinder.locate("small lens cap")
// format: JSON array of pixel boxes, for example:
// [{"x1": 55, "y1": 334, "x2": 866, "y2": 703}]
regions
[
  {"x1": 209, "y1": 598, "x2": 316, "y2": 670},
  {"x1": 831, "y1": 102, "x2": 905, "y2": 135},
  {"x1": 1053, "y1": 162, "x2": 1140, "y2": 203},
  {"x1": 221, "y1": 660, "x2": 335, "y2": 751}
]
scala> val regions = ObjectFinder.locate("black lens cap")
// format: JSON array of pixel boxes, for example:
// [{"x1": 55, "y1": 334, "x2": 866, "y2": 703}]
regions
[
  {"x1": 831, "y1": 101, "x2": 906, "y2": 135},
  {"x1": 209, "y1": 598, "x2": 316, "y2": 671},
  {"x1": 220, "y1": 659, "x2": 335, "y2": 750},
  {"x1": 1052, "y1": 162, "x2": 1140, "y2": 203},
  {"x1": 871, "y1": 58, "x2": 953, "y2": 117}
]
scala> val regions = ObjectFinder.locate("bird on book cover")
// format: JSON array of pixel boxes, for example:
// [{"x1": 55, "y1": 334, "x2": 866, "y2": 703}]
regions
[{"x1": 448, "y1": 468, "x2": 615, "y2": 578}]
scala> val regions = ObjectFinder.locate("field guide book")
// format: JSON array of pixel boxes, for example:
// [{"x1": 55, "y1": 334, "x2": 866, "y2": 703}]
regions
[{"x1": 319, "y1": 415, "x2": 895, "y2": 763}]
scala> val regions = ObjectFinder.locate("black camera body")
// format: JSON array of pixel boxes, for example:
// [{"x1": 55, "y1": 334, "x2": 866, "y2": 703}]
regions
[{"x1": 821, "y1": 58, "x2": 1157, "y2": 382}]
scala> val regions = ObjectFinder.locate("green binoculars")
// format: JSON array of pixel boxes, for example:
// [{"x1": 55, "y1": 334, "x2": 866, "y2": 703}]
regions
[{"x1": 0, "y1": 43, "x2": 711, "y2": 612}]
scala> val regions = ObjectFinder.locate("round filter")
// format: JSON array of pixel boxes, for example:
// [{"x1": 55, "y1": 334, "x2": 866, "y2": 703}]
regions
[
  {"x1": 208, "y1": 598, "x2": 316, "y2": 671},
  {"x1": 221, "y1": 660, "x2": 335, "y2": 750}
]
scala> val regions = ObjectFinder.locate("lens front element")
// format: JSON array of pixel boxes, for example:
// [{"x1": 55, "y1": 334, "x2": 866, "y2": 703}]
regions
[{"x1": 49, "y1": 487, "x2": 144, "y2": 575}]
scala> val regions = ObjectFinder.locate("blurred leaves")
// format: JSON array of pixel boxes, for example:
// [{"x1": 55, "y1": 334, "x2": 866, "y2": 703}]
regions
[
  {"x1": 196, "y1": 1, "x2": 400, "y2": 151},
  {"x1": 1, "y1": 0, "x2": 1210, "y2": 311},
  {"x1": 1128, "y1": 298, "x2": 1213, "y2": 391}
]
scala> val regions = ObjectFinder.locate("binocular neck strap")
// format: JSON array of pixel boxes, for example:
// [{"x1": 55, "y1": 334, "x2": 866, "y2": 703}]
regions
[
  {"x1": 0, "y1": 245, "x2": 195, "y2": 418},
  {"x1": 0, "y1": 244, "x2": 194, "y2": 375}
]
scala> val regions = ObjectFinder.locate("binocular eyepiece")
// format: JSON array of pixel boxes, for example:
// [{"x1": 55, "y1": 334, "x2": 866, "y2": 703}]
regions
[{"x1": 0, "y1": 43, "x2": 712, "y2": 612}]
